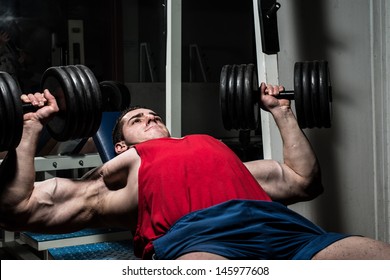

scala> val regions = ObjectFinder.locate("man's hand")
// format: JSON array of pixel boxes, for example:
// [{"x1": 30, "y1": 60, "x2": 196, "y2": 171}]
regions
[
  {"x1": 20, "y1": 89, "x2": 59, "y2": 126},
  {"x1": 259, "y1": 82, "x2": 290, "y2": 112}
]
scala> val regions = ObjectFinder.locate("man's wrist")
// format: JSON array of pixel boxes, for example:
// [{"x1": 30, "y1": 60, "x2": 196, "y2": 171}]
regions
[{"x1": 269, "y1": 105, "x2": 294, "y2": 118}]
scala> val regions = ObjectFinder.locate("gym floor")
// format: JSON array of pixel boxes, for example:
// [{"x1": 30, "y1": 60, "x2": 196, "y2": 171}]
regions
[
  {"x1": 0, "y1": 248, "x2": 15, "y2": 259},
  {"x1": 0, "y1": 243, "x2": 43, "y2": 260}
]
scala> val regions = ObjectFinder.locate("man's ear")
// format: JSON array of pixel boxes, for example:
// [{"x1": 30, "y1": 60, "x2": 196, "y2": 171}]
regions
[{"x1": 115, "y1": 141, "x2": 130, "y2": 155}]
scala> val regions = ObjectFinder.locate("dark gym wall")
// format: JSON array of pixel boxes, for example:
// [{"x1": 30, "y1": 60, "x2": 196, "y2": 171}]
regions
[
  {"x1": 122, "y1": 0, "x2": 256, "y2": 83},
  {"x1": 181, "y1": 0, "x2": 255, "y2": 83},
  {"x1": 1, "y1": 0, "x2": 256, "y2": 86},
  {"x1": 0, "y1": 0, "x2": 119, "y2": 93}
]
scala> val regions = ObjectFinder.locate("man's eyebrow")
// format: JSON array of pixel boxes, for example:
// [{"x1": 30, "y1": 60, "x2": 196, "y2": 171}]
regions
[
  {"x1": 150, "y1": 112, "x2": 161, "y2": 118},
  {"x1": 128, "y1": 111, "x2": 160, "y2": 122},
  {"x1": 128, "y1": 112, "x2": 143, "y2": 122}
]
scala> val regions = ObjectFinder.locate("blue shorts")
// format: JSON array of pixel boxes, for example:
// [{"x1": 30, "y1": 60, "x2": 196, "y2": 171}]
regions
[{"x1": 152, "y1": 200, "x2": 349, "y2": 259}]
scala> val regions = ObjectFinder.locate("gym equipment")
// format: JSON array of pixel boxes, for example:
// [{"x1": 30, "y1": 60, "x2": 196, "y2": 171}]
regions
[
  {"x1": 219, "y1": 60, "x2": 332, "y2": 130},
  {"x1": 0, "y1": 66, "x2": 131, "y2": 151},
  {"x1": 257, "y1": 0, "x2": 281, "y2": 54},
  {"x1": 93, "y1": 111, "x2": 121, "y2": 163}
]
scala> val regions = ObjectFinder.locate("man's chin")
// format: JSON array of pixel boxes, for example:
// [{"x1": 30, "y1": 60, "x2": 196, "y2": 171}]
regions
[{"x1": 146, "y1": 132, "x2": 169, "y2": 141}]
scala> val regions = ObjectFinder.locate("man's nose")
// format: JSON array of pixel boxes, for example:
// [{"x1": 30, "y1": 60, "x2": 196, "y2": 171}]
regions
[{"x1": 146, "y1": 114, "x2": 156, "y2": 124}]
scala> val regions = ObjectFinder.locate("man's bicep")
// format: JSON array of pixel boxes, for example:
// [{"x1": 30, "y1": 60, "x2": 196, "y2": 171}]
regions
[
  {"x1": 244, "y1": 159, "x2": 321, "y2": 204},
  {"x1": 244, "y1": 159, "x2": 283, "y2": 184}
]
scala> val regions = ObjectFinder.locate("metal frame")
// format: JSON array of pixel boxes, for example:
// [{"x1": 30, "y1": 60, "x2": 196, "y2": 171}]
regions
[
  {"x1": 0, "y1": 153, "x2": 102, "y2": 173},
  {"x1": 166, "y1": 0, "x2": 182, "y2": 138},
  {"x1": 33, "y1": 153, "x2": 102, "y2": 172},
  {"x1": 252, "y1": 0, "x2": 283, "y2": 161}
]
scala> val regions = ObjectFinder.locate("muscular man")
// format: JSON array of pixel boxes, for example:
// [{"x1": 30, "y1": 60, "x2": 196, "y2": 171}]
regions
[{"x1": 0, "y1": 83, "x2": 389, "y2": 259}]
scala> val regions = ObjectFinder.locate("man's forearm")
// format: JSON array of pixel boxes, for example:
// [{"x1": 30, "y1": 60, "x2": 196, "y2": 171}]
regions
[
  {"x1": 0, "y1": 121, "x2": 42, "y2": 210},
  {"x1": 270, "y1": 106, "x2": 320, "y2": 180}
]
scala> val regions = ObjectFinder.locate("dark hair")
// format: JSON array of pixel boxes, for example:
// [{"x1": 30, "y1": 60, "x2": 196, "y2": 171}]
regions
[{"x1": 112, "y1": 105, "x2": 153, "y2": 145}]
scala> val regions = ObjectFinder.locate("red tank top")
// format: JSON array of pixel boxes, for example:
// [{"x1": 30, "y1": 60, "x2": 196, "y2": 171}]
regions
[{"x1": 133, "y1": 134, "x2": 271, "y2": 259}]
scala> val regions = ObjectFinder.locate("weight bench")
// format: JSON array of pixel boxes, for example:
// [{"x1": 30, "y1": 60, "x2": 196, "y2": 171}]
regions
[
  {"x1": 92, "y1": 111, "x2": 120, "y2": 163},
  {"x1": 20, "y1": 228, "x2": 132, "y2": 259},
  {"x1": 48, "y1": 240, "x2": 137, "y2": 260},
  {"x1": 21, "y1": 111, "x2": 138, "y2": 260}
]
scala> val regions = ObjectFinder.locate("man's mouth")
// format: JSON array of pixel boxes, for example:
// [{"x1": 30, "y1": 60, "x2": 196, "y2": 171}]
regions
[{"x1": 145, "y1": 124, "x2": 158, "y2": 132}]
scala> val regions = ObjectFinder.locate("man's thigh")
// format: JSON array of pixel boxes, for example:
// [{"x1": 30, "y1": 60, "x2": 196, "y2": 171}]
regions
[
  {"x1": 176, "y1": 252, "x2": 228, "y2": 260},
  {"x1": 312, "y1": 236, "x2": 390, "y2": 259}
]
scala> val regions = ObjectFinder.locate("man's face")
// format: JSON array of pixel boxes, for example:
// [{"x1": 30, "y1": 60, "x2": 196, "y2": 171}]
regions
[{"x1": 115, "y1": 108, "x2": 170, "y2": 154}]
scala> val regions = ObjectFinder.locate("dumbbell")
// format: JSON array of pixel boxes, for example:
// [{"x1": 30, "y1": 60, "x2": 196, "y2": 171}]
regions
[
  {"x1": 219, "y1": 60, "x2": 332, "y2": 130},
  {"x1": 0, "y1": 65, "x2": 131, "y2": 151}
]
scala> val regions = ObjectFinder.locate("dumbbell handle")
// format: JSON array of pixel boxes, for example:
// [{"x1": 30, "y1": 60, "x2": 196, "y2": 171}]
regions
[
  {"x1": 263, "y1": 87, "x2": 294, "y2": 100},
  {"x1": 277, "y1": 90, "x2": 294, "y2": 100},
  {"x1": 22, "y1": 102, "x2": 47, "y2": 113}
]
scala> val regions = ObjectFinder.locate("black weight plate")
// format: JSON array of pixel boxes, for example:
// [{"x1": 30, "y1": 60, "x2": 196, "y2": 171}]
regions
[
  {"x1": 251, "y1": 65, "x2": 260, "y2": 130},
  {"x1": 100, "y1": 81, "x2": 122, "y2": 111},
  {"x1": 71, "y1": 66, "x2": 100, "y2": 137},
  {"x1": 99, "y1": 81, "x2": 131, "y2": 111},
  {"x1": 239, "y1": 64, "x2": 250, "y2": 130},
  {"x1": 244, "y1": 64, "x2": 259, "y2": 130},
  {"x1": 294, "y1": 62, "x2": 306, "y2": 128},
  {"x1": 69, "y1": 65, "x2": 101, "y2": 137},
  {"x1": 60, "y1": 66, "x2": 85, "y2": 139},
  {"x1": 0, "y1": 75, "x2": 13, "y2": 150},
  {"x1": 0, "y1": 75, "x2": 6, "y2": 149},
  {"x1": 310, "y1": 61, "x2": 321, "y2": 127},
  {"x1": 0, "y1": 74, "x2": 11, "y2": 150},
  {"x1": 58, "y1": 66, "x2": 84, "y2": 140},
  {"x1": 235, "y1": 65, "x2": 245, "y2": 129},
  {"x1": 327, "y1": 62, "x2": 333, "y2": 124},
  {"x1": 75, "y1": 65, "x2": 103, "y2": 136},
  {"x1": 75, "y1": 65, "x2": 101, "y2": 137},
  {"x1": 0, "y1": 76, "x2": 9, "y2": 150},
  {"x1": 0, "y1": 83, "x2": 7, "y2": 150},
  {"x1": 67, "y1": 65, "x2": 94, "y2": 137},
  {"x1": 112, "y1": 81, "x2": 131, "y2": 110},
  {"x1": 41, "y1": 67, "x2": 76, "y2": 141},
  {"x1": 219, "y1": 65, "x2": 232, "y2": 130},
  {"x1": 318, "y1": 61, "x2": 331, "y2": 128},
  {"x1": 0, "y1": 73, "x2": 18, "y2": 150},
  {"x1": 118, "y1": 82, "x2": 131, "y2": 109},
  {"x1": 302, "y1": 62, "x2": 315, "y2": 128},
  {"x1": 0, "y1": 73, "x2": 21, "y2": 150},
  {"x1": 228, "y1": 65, "x2": 238, "y2": 130},
  {"x1": 3, "y1": 72, "x2": 24, "y2": 150},
  {"x1": 62, "y1": 66, "x2": 91, "y2": 139}
]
